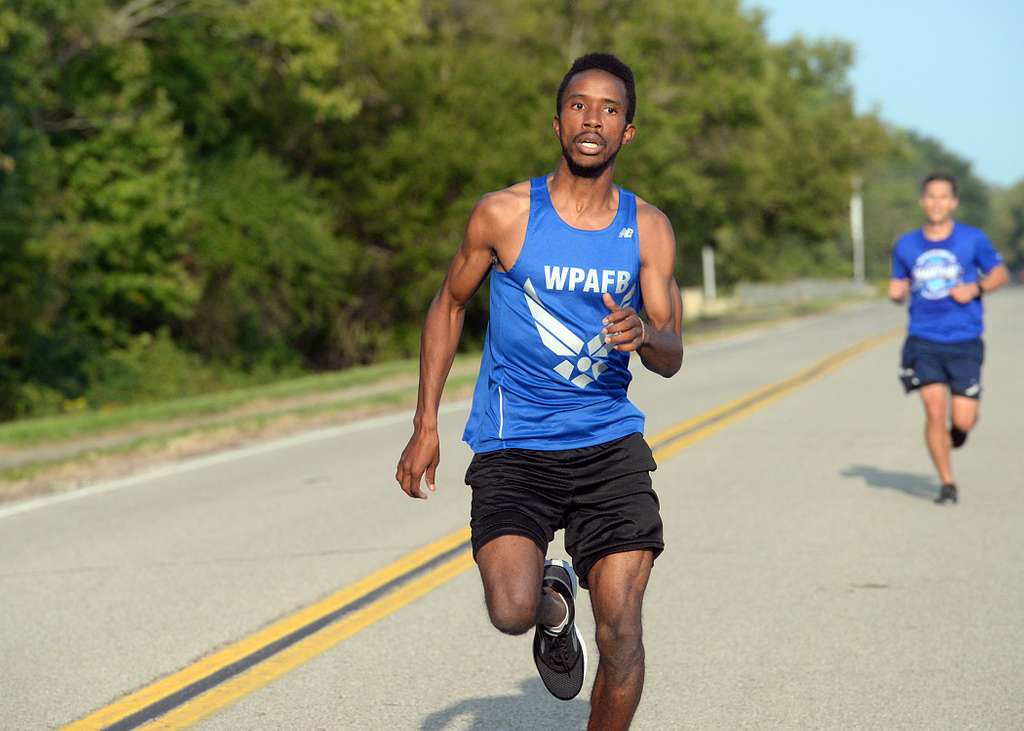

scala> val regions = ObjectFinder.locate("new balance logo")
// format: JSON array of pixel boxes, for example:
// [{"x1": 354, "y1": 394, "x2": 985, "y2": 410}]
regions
[
  {"x1": 523, "y1": 278, "x2": 636, "y2": 388},
  {"x1": 618, "y1": 227, "x2": 634, "y2": 238}
]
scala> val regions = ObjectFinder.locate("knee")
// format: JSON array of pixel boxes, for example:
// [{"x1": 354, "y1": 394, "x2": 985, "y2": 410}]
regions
[
  {"x1": 595, "y1": 617, "x2": 644, "y2": 665},
  {"x1": 485, "y1": 588, "x2": 539, "y2": 636},
  {"x1": 952, "y1": 412, "x2": 977, "y2": 432}
]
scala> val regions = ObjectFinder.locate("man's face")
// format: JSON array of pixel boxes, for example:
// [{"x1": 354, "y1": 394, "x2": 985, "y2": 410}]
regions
[
  {"x1": 554, "y1": 69, "x2": 635, "y2": 178},
  {"x1": 920, "y1": 180, "x2": 959, "y2": 225}
]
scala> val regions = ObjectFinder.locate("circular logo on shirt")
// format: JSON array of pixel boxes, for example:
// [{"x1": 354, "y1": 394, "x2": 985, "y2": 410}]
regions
[{"x1": 912, "y1": 249, "x2": 963, "y2": 300}]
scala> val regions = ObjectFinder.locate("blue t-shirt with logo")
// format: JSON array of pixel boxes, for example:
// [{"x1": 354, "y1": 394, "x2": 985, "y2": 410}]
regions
[{"x1": 891, "y1": 222, "x2": 1002, "y2": 343}]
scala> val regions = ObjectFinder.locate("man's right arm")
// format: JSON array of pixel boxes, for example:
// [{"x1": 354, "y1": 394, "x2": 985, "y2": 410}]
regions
[
  {"x1": 394, "y1": 197, "x2": 503, "y2": 499},
  {"x1": 889, "y1": 241, "x2": 909, "y2": 303},
  {"x1": 888, "y1": 279, "x2": 909, "y2": 303}
]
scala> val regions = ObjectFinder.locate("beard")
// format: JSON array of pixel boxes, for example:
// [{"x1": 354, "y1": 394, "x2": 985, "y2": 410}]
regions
[{"x1": 560, "y1": 140, "x2": 619, "y2": 179}]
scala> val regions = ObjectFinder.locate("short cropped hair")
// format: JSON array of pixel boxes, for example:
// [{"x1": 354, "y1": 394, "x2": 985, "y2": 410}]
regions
[
  {"x1": 921, "y1": 172, "x2": 958, "y2": 197},
  {"x1": 556, "y1": 53, "x2": 637, "y2": 124}
]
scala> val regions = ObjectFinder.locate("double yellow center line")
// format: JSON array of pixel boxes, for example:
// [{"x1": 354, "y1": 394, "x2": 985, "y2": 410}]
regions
[
  {"x1": 65, "y1": 329, "x2": 897, "y2": 730},
  {"x1": 647, "y1": 330, "x2": 899, "y2": 459},
  {"x1": 66, "y1": 531, "x2": 476, "y2": 730}
]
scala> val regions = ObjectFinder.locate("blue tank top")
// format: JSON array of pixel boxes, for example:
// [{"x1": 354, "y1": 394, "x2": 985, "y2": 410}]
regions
[{"x1": 463, "y1": 176, "x2": 646, "y2": 453}]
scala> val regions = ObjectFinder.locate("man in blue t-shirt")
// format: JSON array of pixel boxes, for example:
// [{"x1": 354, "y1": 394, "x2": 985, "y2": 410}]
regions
[{"x1": 889, "y1": 172, "x2": 1008, "y2": 504}]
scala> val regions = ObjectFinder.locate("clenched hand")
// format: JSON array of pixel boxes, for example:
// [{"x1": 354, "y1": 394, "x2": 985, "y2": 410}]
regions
[
  {"x1": 395, "y1": 427, "x2": 440, "y2": 499},
  {"x1": 602, "y1": 292, "x2": 646, "y2": 352}
]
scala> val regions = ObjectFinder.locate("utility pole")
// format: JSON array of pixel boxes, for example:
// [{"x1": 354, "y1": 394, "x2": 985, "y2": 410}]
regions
[
  {"x1": 702, "y1": 243, "x2": 717, "y2": 301},
  {"x1": 850, "y1": 176, "x2": 865, "y2": 286}
]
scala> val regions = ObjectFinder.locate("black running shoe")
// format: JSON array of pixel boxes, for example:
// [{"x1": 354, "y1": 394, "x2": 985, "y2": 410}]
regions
[
  {"x1": 950, "y1": 427, "x2": 968, "y2": 449},
  {"x1": 934, "y1": 483, "x2": 958, "y2": 504},
  {"x1": 533, "y1": 559, "x2": 588, "y2": 700}
]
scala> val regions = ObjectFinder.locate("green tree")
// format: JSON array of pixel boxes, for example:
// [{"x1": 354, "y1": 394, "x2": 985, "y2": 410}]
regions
[
  {"x1": 185, "y1": 148, "x2": 360, "y2": 370},
  {"x1": 732, "y1": 37, "x2": 890, "y2": 281},
  {"x1": 990, "y1": 180, "x2": 1024, "y2": 273},
  {"x1": 1, "y1": 1, "x2": 202, "y2": 414},
  {"x1": 0, "y1": 0, "x2": 976, "y2": 420},
  {"x1": 0, "y1": 0, "x2": 419, "y2": 415}
]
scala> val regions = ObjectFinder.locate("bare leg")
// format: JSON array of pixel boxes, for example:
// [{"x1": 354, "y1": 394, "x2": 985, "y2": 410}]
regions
[
  {"x1": 475, "y1": 535, "x2": 565, "y2": 635},
  {"x1": 586, "y1": 550, "x2": 654, "y2": 731},
  {"x1": 919, "y1": 384, "x2": 953, "y2": 484},
  {"x1": 951, "y1": 395, "x2": 979, "y2": 434}
]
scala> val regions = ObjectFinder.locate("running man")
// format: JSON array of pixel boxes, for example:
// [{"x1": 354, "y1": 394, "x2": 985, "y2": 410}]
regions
[
  {"x1": 396, "y1": 53, "x2": 683, "y2": 729},
  {"x1": 889, "y1": 172, "x2": 1008, "y2": 504}
]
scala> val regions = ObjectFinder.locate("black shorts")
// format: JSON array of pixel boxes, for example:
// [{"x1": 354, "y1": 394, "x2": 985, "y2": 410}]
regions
[
  {"x1": 465, "y1": 432, "x2": 664, "y2": 589},
  {"x1": 899, "y1": 336, "x2": 984, "y2": 399}
]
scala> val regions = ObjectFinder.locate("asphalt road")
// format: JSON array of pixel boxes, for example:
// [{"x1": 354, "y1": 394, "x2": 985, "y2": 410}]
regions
[{"x1": 2, "y1": 291, "x2": 1022, "y2": 730}]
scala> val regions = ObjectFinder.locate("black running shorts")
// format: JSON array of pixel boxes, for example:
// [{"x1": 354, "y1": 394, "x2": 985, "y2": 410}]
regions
[{"x1": 465, "y1": 432, "x2": 664, "y2": 589}]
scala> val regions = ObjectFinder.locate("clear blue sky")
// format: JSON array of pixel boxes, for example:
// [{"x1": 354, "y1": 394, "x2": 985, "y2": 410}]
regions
[{"x1": 748, "y1": 0, "x2": 1023, "y2": 187}]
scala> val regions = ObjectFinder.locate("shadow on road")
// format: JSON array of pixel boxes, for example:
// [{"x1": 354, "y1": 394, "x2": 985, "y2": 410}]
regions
[
  {"x1": 840, "y1": 464, "x2": 937, "y2": 501},
  {"x1": 420, "y1": 677, "x2": 589, "y2": 730}
]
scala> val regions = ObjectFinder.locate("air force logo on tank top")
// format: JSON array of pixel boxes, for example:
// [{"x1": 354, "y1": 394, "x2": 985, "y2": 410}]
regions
[
  {"x1": 524, "y1": 273, "x2": 636, "y2": 389},
  {"x1": 912, "y1": 249, "x2": 963, "y2": 300}
]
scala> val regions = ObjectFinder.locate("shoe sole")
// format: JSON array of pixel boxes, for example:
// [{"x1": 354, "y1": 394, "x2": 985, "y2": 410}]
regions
[
  {"x1": 544, "y1": 558, "x2": 577, "y2": 598},
  {"x1": 572, "y1": 622, "x2": 588, "y2": 700}
]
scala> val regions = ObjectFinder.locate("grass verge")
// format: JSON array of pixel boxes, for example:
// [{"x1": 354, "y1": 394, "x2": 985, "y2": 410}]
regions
[
  {"x1": 0, "y1": 355, "x2": 475, "y2": 447},
  {"x1": 0, "y1": 375, "x2": 478, "y2": 500}
]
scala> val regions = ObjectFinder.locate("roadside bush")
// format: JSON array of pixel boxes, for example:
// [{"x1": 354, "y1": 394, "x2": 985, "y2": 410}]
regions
[
  {"x1": 184, "y1": 148, "x2": 361, "y2": 371},
  {"x1": 82, "y1": 330, "x2": 219, "y2": 409},
  {"x1": 10, "y1": 383, "x2": 66, "y2": 419}
]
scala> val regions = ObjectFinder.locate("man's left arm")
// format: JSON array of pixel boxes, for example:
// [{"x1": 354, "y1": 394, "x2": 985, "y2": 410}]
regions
[
  {"x1": 978, "y1": 263, "x2": 1010, "y2": 294},
  {"x1": 602, "y1": 203, "x2": 683, "y2": 377},
  {"x1": 977, "y1": 231, "x2": 1009, "y2": 293},
  {"x1": 950, "y1": 234, "x2": 1009, "y2": 303}
]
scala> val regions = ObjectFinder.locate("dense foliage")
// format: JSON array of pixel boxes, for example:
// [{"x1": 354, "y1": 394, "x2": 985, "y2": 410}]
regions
[{"x1": 0, "y1": 0, "x2": 1014, "y2": 419}]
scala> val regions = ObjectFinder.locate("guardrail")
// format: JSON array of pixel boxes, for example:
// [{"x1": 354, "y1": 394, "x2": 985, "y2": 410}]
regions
[{"x1": 682, "y1": 279, "x2": 875, "y2": 319}]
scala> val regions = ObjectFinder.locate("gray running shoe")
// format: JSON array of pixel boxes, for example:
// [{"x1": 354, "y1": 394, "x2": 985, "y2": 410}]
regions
[
  {"x1": 935, "y1": 483, "x2": 958, "y2": 504},
  {"x1": 532, "y1": 559, "x2": 588, "y2": 700}
]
